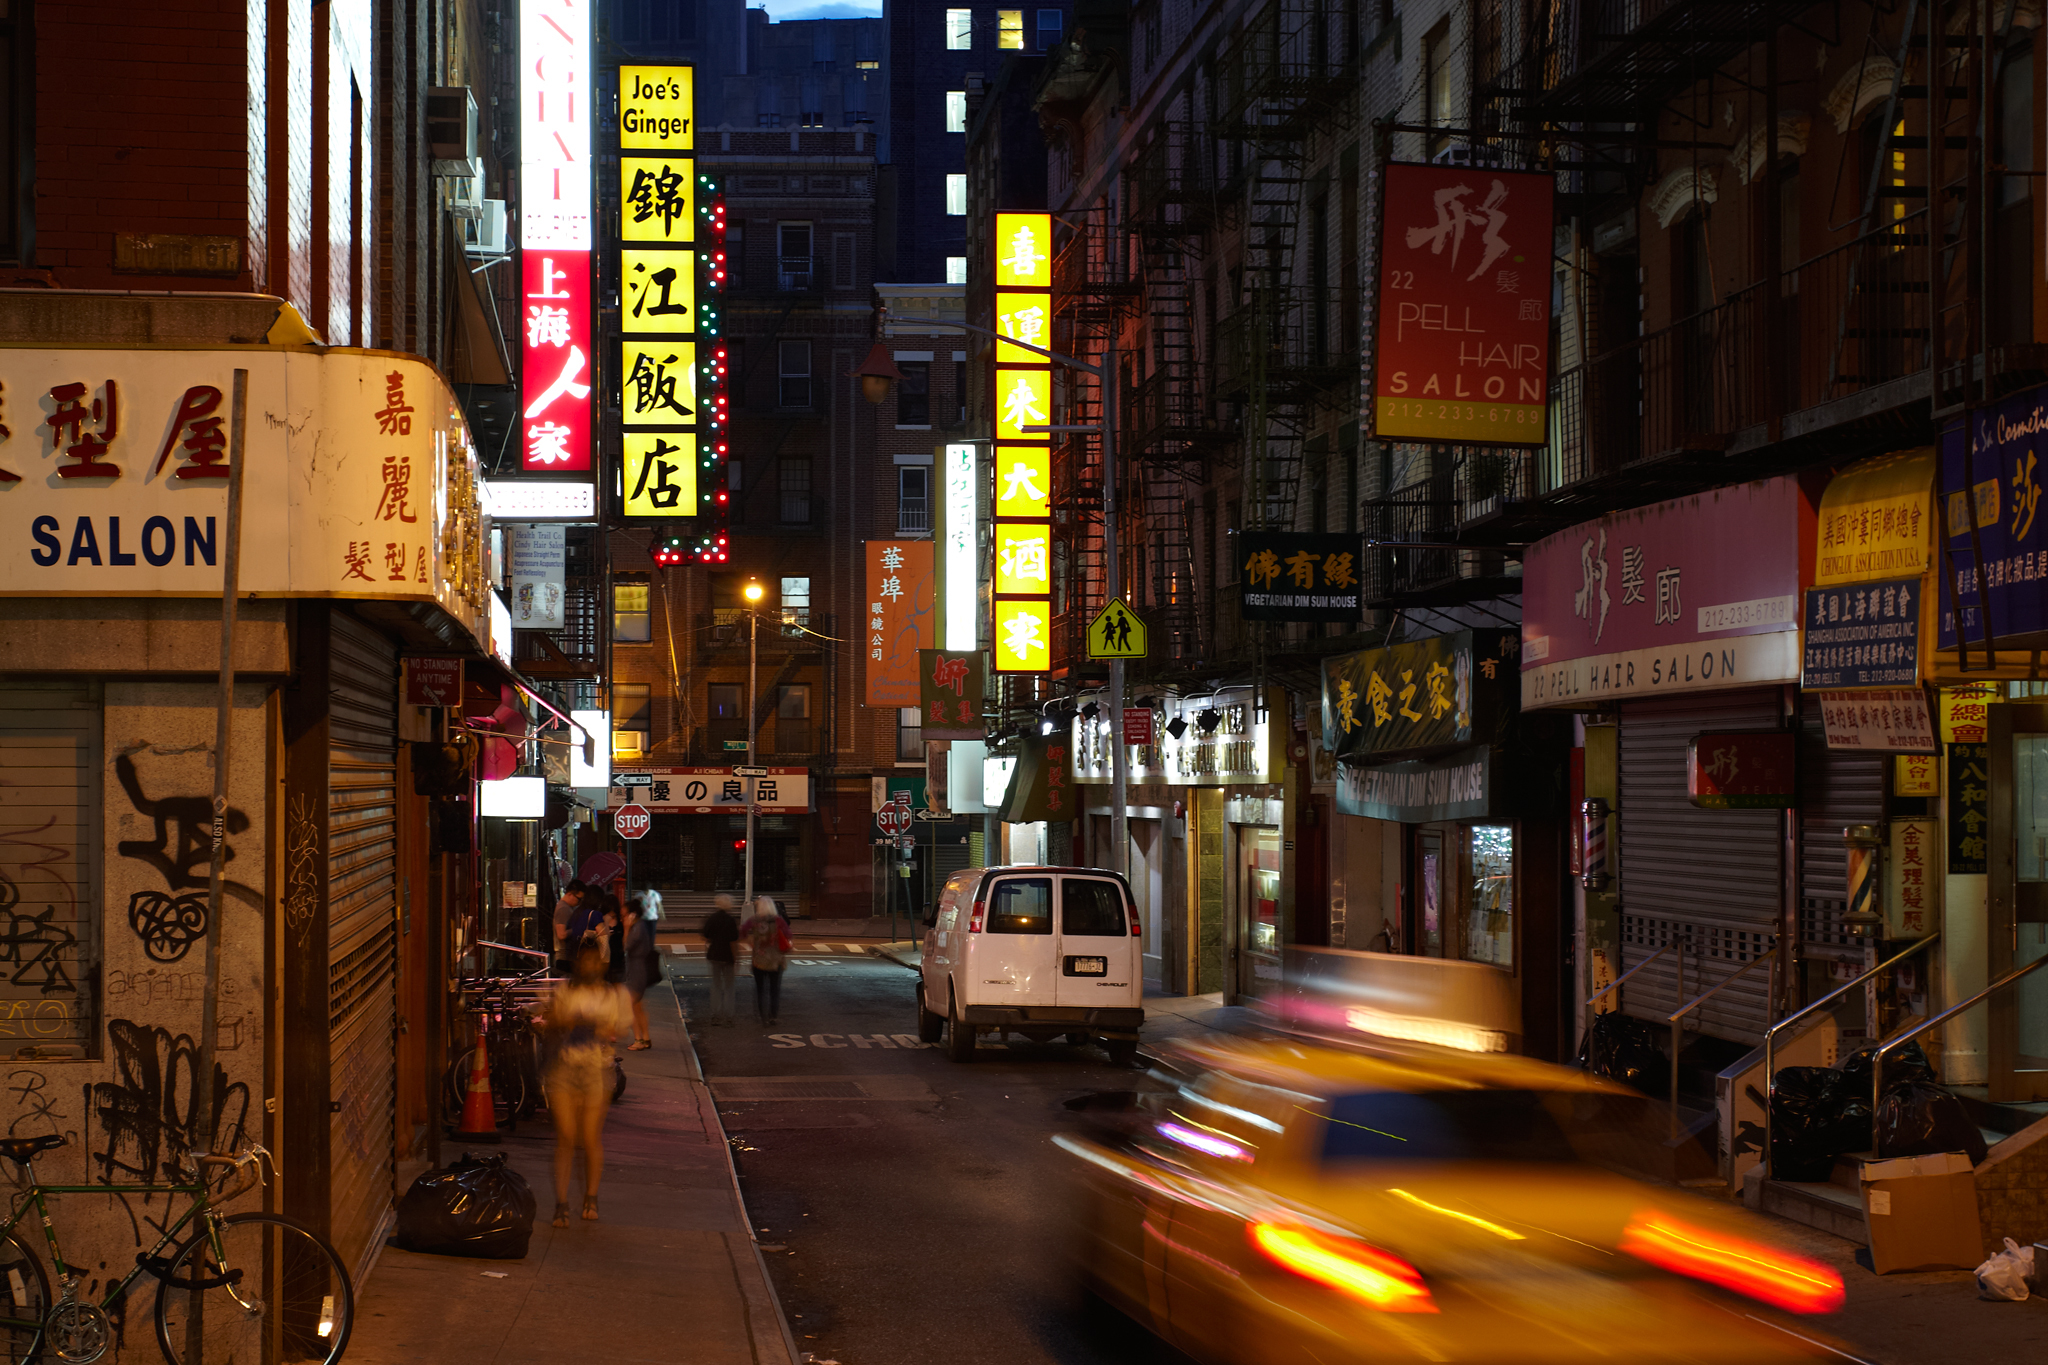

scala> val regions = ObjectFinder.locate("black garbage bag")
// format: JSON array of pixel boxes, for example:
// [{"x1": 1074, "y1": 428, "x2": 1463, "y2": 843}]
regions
[
  {"x1": 1769, "y1": 1066, "x2": 1852, "y2": 1182},
  {"x1": 1579, "y1": 1012, "x2": 1670, "y2": 1098},
  {"x1": 1874, "y1": 1080, "x2": 1988, "y2": 1166},
  {"x1": 1831, "y1": 1041, "x2": 1935, "y2": 1100},
  {"x1": 393, "y1": 1152, "x2": 536, "y2": 1259}
]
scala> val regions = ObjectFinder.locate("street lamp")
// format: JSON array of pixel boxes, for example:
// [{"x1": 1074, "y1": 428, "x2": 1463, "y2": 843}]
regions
[
  {"x1": 742, "y1": 578, "x2": 765, "y2": 917},
  {"x1": 869, "y1": 306, "x2": 1130, "y2": 879}
]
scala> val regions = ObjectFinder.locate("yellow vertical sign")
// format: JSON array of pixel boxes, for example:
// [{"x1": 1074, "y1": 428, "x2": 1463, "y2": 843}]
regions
[
  {"x1": 619, "y1": 65, "x2": 696, "y2": 518},
  {"x1": 991, "y1": 212, "x2": 1053, "y2": 673}
]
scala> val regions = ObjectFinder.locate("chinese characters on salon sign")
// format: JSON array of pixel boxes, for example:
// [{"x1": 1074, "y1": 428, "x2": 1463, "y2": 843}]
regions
[
  {"x1": 1371, "y1": 163, "x2": 1554, "y2": 445},
  {"x1": 0, "y1": 350, "x2": 489, "y2": 645},
  {"x1": 992, "y1": 211, "x2": 1055, "y2": 673}
]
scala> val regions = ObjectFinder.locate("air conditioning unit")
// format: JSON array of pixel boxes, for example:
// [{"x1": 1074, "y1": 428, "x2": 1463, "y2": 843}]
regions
[
  {"x1": 612, "y1": 731, "x2": 648, "y2": 758},
  {"x1": 465, "y1": 199, "x2": 509, "y2": 258},
  {"x1": 712, "y1": 624, "x2": 740, "y2": 645},
  {"x1": 427, "y1": 87, "x2": 479, "y2": 175},
  {"x1": 450, "y1": 158, "x2": 485, "y2": 220}
]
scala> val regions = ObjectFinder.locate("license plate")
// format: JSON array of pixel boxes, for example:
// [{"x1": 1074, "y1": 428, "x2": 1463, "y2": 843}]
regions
[{"x1": 1068, "y1": 956, "x2": 1107, "y2": 975}]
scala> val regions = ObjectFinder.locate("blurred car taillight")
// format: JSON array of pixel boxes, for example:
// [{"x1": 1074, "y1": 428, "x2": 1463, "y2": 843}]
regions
[
  {"x1": 968, "y1": 899, "x2": 986, "y2": 933},
  {"x1": 1248, "y1": 1223, "x2": 1437, "y2": 1313},
  {"x1": 1621, "y1": 1210, "x2": 1844, "y2": 1314},
  {"x1": 1126, "y1": 892, "x2": 1142, "y2": 936}
]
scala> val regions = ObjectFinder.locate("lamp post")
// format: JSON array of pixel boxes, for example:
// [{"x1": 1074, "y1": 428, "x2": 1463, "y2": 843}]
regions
[
  {"x1": 867, "y1": 309, "x2": 1129, "y2": 879},
  {"x1": 743, "y1": 579, "x2": 764, "y2": 915}
]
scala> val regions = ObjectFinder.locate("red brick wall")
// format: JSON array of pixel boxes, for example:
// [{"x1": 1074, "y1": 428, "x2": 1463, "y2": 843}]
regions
[{"x1": 34, "y1": 1, "x2": 255, "y2": 291}]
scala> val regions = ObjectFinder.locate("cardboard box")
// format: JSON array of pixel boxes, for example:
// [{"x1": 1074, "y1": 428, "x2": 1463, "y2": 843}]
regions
[{"x1": 1861, "y1": 1151, "x2": 1982, "y2": 1274}]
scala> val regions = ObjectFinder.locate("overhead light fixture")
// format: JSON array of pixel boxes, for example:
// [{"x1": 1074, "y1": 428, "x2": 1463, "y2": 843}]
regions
[
  {"x1": 1041, "y1": 719, "x2": 1056, "y2": 735},
  {"x1": 1197, "y1": 708, "x2": 1224, "y2": 734},
  {"x1": 1165, "y1": 716, "x2": 1189, "y2": 741}
]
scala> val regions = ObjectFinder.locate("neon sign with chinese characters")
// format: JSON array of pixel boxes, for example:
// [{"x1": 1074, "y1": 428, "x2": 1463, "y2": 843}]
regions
[
  {"x1": 520, "y1": 0, "x2": 592, "y2": 472},
  {"x1": 991, "y1": 211, "x2": 1053, "y2": 673},
  {"x1": 618, "y1": 66, "x2": 700, "y2": 518}
]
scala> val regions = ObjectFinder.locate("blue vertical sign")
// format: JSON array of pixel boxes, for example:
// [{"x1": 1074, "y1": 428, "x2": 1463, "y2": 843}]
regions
[{"x1": 1939, "y1": 385, "x2": 2048, "y2": 648}]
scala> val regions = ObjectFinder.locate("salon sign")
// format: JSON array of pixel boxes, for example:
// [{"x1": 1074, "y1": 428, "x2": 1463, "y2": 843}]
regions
[{"x1": 0, "y1": 347, "x2": 490, "y2": 644}]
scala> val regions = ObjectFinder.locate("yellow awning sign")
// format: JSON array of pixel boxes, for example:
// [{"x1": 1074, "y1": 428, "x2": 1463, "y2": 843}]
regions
[
  {"x1": 1815, "y1": 447, "x2": 1935, "y2": 585},
  {"x1": 1087, "y1": 597, "x2": 1149, "y2": 660}
]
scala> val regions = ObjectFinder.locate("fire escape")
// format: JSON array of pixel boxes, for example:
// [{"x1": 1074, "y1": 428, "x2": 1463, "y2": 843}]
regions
[
  {"x1": 1048, "y1": 210, "x2": 1136, "y2": 677},
  {"x1": 1210, "y1": 0, "x2": 1357, "y2": 554}
]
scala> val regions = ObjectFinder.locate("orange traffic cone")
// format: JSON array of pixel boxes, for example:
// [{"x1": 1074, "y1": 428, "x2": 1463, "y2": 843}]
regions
[{"x1": 453, "y1": 1028, "x2": 502, "y2": 1143}]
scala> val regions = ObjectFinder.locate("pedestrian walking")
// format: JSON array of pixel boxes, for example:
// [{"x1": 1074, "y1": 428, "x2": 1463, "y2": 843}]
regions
[
  {"x1": 540, "y1": 943, "x2": 621, "y2": 1227},
  {"x1": 703, "y1": 893, "x2": 740, "y2": 1024},
  {"x1": 621, "y1": 898, "x2": 660, "y2": 1049},
  {"x1": 745, "y1": 896, "x2": 790, "y2": 1025},
  {"x1": 551, "y1": 880, "x2": 588, "y2": 976},
  {"x1": 597, "y1": 893, "x2": 626, "y2": 986}
]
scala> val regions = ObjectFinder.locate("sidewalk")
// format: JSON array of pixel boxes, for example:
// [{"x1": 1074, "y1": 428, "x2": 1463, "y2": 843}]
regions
[
  {"x1": 346, "y1": 984, "x2": 799, "y2": 1365},
  {"x1": 657, "y1": 914, "x2": 926, "y2": 941}
]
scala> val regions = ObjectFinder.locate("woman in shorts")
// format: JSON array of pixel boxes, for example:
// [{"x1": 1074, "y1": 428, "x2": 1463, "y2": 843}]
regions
[{"x1": 541, "y1": 943, "x2": 621, "y2": 1226}]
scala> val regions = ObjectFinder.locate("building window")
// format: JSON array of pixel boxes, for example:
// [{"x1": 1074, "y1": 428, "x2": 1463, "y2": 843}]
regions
[
  {"x1": 1465, "y1": 825, "x2": 1514, "y2": 969},
  {"x1": 775, "y1": 684, "x2": 812, "y2": 753},
  {"x1": 1424, "y1": 20, "x2": 1453, "y2": 158},
  {"x1": 832, "y1": 232, "x2": 856, "y2": 289},
  {"x1": 780, "y1": 577, "x2": 811, "y2": 633},
  {"x1": 708, "y1": 682, "x2": 745, "y2": 752},
  {"x1": 946, "y1": 256, "x2": 968, "y2": 284},
  {"x1": 1037, "y1": 9, "x2": 1062, "y2": 49},
  {"x1": 945, "y1": 174, "x2": 968, "y2": 216},
  {"x1": 946, "y1": 90, "x2": 967, "y2": 133},
  {"x1": 856, "y1": 59, "x2": 879, "y2": 69},
  {"x1": 778, "y1": 221, "x2": 813, "y2": 289},
  {"x1": 897, "y1": 707, "x2": 924, "y2": 760},
  {"x1": 780, "y1": 457, "x2": 813, "y2": 524},
  {"x1": 778, "y1": 340, "x2": 812, "y2": 407},
  {"x1": 896, "y1": 361, "x2": 930, "y2": 426},
  {"x1": 945, "y1": 8, "x2": 972, "y2": 48},
  {"x1": 614, "y1": 684, "x2": 652, "y2": 757},
  {"x1": 898, "y1": 466, "x2": 931, "y2": 533},
  {"x1": 955, "y1": 358, "x2": 968, "y2": 422},
  {"x1": 613, "y1": 582, "x2": 651, "y2": 641},
  {"x1": 998, "y1": 10, "x2": 1024, "y2": 47}
]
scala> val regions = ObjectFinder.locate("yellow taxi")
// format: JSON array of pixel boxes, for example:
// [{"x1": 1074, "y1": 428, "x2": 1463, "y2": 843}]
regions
[{"x1": 1057, "y1": 1030, "x2": 1848, "y2": 1365}]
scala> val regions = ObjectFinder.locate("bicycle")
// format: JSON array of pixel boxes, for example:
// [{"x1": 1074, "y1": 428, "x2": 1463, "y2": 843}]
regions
[{"x1": 0, "y1": 1137, "x2": 352, "y2": 1365}]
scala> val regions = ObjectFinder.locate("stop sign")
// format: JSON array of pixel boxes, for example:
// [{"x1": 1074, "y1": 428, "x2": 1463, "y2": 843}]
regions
[{"x1": 613, "y1": 803, "x2": 652, "y2": 840}]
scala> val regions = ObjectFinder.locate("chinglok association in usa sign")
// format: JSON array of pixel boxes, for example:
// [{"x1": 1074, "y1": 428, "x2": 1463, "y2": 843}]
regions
[{"x1": 1371, "y1": 162, "x2": 1554, "y2": 447}]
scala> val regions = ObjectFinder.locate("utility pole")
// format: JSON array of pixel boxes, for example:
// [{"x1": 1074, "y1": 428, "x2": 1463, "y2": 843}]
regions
[{"x1": 743, "y1": 580, "x2": 763, "y2": 914}]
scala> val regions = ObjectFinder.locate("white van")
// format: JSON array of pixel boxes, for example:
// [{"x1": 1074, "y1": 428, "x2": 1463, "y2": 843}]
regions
[{"x1": 915, "y1": 865, "x2": 1144, "y2": 1064}]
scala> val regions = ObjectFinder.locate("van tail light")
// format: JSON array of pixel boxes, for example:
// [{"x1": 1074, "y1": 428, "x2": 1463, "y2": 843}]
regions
[
  {"x1": 1620, "y1": 1210, "x2": 1843, "y2": 1315},
  {"x1": 1248, "y1": 1223, "x2": 1437, "y2": 1313},
  {"x1": 1127, "y1": 894, "x2": 1142, "y2": 936},
  {"x1": 968, "y1": 900, "x2": 986, "y2": 933}
]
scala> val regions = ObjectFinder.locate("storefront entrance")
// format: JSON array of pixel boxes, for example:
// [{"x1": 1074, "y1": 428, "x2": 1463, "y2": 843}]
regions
[
  {"x1": 1987, "y1": 703, "x2": 2048, "y2": 1100},
  {"x1": 1239, "y1": 827, "x2": 1282, "y2": 996}
]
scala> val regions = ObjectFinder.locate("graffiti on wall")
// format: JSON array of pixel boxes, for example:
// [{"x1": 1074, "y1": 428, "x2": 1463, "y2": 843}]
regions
[
  {"x1": 114, "y1": 752, "x2": 261, "y2": 965},
  {"x1": 284, "y1": 791, "x2": 321, "y2": 949},
  {"x1": 88, "y1": 1019, "x2": 251, "y2": 1243}
]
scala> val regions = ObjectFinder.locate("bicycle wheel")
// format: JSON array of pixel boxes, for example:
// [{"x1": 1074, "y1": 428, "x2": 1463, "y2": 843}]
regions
[
  {"x1": 0, "y1": 1233, "x2": 49, "y2": 1364},
  {"x1": 442, "y1": 1047, "x2": 527, "y2": 1128},
  {"x1": 154, "y1": 1212, "x2": 353, "y2": 1365}
]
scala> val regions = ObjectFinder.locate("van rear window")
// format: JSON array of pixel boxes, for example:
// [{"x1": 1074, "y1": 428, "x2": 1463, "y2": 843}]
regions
[
  {"x1": 987, "y1": 878, "x2": 1052, "y2": 934},
  {"x1": 1062, "y1": 880, "x2": 1127, "y2": 936}
]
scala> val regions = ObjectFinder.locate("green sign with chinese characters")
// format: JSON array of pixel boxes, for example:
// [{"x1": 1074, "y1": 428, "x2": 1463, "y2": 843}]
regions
[
  {"x1": 1946, "y1": 742, "x2": 1990, "y2": 874},
  {"x1": 1321, "y1": 630, "x2": 1519, "y2": 761}
]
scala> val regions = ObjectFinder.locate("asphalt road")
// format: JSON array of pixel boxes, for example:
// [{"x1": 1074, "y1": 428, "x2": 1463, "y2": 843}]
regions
[{"x1": 675, "y1": 949, "x2": 1200, "y2": 1365}]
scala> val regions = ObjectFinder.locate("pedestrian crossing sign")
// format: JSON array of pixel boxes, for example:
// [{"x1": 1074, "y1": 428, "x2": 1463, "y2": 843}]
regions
[{"x1": 1087, "y1": 597, "x2": 1149, "y2": 660}]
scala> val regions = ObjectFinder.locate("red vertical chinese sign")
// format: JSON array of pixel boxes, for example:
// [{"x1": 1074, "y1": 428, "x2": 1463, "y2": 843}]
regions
[{"x1": 520, "y1": 0, "x2": 593, "y2": 472}]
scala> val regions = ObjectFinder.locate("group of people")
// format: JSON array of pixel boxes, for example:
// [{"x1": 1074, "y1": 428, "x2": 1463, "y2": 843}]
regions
[
  {"x1": 536, "y1": 879, "x2": 793, "y2": 1229},
  {"x1": 698, "y1": 892, "x2": 792, "y2": 1025}
]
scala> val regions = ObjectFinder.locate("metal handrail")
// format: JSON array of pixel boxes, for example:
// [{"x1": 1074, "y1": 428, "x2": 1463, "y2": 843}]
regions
[
  {"x1": 1871, "y1": 952, "x2": 2048, "y2": 1156},
  {"x1": 1586, "y1": 941, "x2": 1675, "y2": 1009},
  {"x1": 1666, "y1": 945, "x2": 1779, "y2": 1138},
  {"x1": 1761, "y1": 934, "x2": 1940, "y2": 1180}
]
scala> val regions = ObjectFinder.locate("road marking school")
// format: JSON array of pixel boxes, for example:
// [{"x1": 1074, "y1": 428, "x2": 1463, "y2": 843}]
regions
[{"x1": 768, "y1": 1033, "x2": 932, "y2": 1049}]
